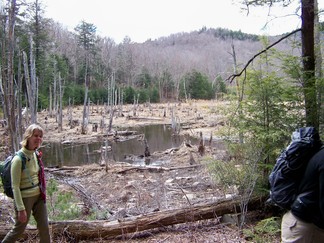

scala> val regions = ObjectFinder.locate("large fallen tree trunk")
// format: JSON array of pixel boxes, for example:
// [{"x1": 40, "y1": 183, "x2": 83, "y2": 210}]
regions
[{"x1": 0, "y1": 195, "x2": 267, "y2": 241}]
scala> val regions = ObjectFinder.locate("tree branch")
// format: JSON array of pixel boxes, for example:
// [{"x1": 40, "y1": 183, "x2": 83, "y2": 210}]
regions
[{"x1": 226, "y1": 28, "x2": 302, "y2": 83}]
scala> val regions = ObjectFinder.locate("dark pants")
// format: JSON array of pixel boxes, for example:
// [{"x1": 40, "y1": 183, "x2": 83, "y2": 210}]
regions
[{"x1": 2, "y1": 194, "x2": 50, "y2": 243}]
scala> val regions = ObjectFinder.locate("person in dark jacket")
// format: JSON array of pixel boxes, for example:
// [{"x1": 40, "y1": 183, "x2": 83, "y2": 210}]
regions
[{"x1": 281, "y1": 148, "x2": 324, "y2": 242}]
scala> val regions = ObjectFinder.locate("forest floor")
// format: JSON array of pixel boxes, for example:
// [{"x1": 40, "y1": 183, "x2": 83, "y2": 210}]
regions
[{"x1": 0, "y1": 100, "x2": 281, "y2": 242}]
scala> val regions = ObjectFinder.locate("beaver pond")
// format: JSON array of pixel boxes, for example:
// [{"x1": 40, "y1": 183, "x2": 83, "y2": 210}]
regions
[{"x1": 41, "y1": 124, "x2": 207, "y2": 167}]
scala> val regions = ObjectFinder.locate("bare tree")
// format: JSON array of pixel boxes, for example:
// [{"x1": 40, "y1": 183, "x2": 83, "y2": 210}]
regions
[
  {"x1": 3, "y1": 0, "x2": 19, "y2": 151},
  {"x1": 24, "y1": 35, "x2": 38, "y2": 123},
  {"x1": 58, "y1": 72, "x2": 63, "y2": 132},
  {"x1": 230, "y1": 42, "x2": 244, "y2": 144}
]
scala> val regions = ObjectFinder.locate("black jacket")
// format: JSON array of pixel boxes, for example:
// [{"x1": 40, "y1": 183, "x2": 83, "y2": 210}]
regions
[{"x1": 291, "y1": 148, "x2": 324, "y2": 229}]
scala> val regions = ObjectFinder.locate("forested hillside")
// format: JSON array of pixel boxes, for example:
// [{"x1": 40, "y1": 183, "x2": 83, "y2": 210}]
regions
[
  {"x1": 47, "y1": 21, "x2": 292, "y2": 104},
  {"x1": 1, "y1": 0, "x2": 304, "y2": 109},
  {"x1": 1, "y1": 1, "x2": 324, "y2": 241},
  {"x1": 2, "y1": 0, "x2": 323, "y2": 152}
]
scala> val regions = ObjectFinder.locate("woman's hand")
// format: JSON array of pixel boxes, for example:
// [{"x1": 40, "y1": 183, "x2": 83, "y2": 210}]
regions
[{"x1": 18, "y1": 210, "x2": 27, "y2": 223}]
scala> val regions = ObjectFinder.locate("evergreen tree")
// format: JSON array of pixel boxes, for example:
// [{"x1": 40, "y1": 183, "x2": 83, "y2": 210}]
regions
[
  {"x1": 180, "y1": 70, "x2": 215, "y2": 100},
  {"x1": 74, "y1": 20, "x2": 97, "y2": 134}
]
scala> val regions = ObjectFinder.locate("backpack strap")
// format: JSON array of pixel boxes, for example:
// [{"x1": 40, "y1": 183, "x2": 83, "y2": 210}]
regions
[
  {"x1": 15, "y1": 151, "x2": 38, "y2": 190},
  {"x1": 15, "y1": 151, "x2": 26, "y2": 170}
]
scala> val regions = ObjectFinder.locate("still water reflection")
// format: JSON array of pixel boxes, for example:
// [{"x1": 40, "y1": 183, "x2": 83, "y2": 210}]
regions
[{"x1": 42, "y1": 124, "x2": 192, "y2": 167}]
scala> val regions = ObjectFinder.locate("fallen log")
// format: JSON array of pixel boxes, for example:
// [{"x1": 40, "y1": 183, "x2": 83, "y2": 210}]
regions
[
  {"x1": 126, "y1": 117, "x2": 164, "y2": 121},
  {"x1": 46, "y1": 164, "x2": 202, "y2": 174},
  {"x1": 0, "y1": 195, "x2": 267, "y2": 241},
  {"x1": 116, "y1": 164, "x2": 202, "y2": 174},
  {"x1": 45, "y1": 166, "x2": 80, "y2": 172}
]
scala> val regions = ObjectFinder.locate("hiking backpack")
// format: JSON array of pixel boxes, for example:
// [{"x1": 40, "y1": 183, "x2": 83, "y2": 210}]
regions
[
  {"x1": 0, "y1": 151, "x2": 27, "y2": 198},
  {"x1": 268, "y1": 127, "x2": 323, "y2": 209}
]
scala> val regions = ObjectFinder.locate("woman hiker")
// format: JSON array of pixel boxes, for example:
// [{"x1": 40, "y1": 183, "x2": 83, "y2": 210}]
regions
[{"x1": 2, "y1": 124, "x2": 50, "y2": 242}]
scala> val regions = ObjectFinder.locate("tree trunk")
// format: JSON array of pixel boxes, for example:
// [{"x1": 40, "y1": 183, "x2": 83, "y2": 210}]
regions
[
  {"x1": 6, "y1": 0, "x2": 18, "y2": 151},
  {"x1": 16, "y1": 37, "x2": 23, "y2": 141},
  {"x1": 58, "y1": 72, "x2": 63, "y2": 132},
  {"x1": 29, "y1": 35, "x2": 37, "y2": 123},
  {"x1": 81, "y1": 57, "x2": 90, "y2": 134},
  {"x1": 0, "y1": 196, "x2": 266, "y2": 241},
  {"x1": 81, "y1": 86, "x2": 89, "y2": 134},
  {"x1": 301, "y1": 0, "x2": 318, "y2": 129},
  {"x1": 53, "y1": 61, "x2": 57, "y2": 120},
  {"x1": 107, "y1": 106, "x2": 114, "y2": 132},
  {"x1": 0, "y1": 3, "x2": 6, "y2": 122},
  {"x1": 23, "y1": 40, "x2": 38, "y2": 125},
  {"x1": 314, "y1": 0, "x2": 323, "y2": 126},
  {"x1": 231, "y1": 43, "x2": 244, "y2": 144}
]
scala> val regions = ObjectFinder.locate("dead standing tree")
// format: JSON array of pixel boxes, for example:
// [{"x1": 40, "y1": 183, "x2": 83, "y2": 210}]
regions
[
  {"x1": 1, "y1": 2, "x2": 39, "y2": 149},
  {"x1": 57, "y1": 72, "x2": 63, "y2": 132},
  {"x1": 106, "y1": 72, "x2": 116, "y2": 133},
  {"x1": 22, "y1": 35, "x2": 38, "y2": 125},
  {"x1": 1, "y1": 0, "x2": 20, "y2": 151}
]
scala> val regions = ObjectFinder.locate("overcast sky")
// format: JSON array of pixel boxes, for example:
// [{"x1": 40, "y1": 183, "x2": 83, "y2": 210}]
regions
[{"x1": 40, "y1": 0, "x2": 324, "y2": 44}]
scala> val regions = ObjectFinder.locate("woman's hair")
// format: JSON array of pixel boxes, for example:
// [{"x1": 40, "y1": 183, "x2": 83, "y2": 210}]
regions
[{"x1": 20, "y1": 123, "x2": 44, "y2": 148}]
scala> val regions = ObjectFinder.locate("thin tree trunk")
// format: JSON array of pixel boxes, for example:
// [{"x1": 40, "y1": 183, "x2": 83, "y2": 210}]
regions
[
  {"x1": 49, "y1": 85, "x2": 52, "y2": 117},
  {"x1": 58, "y1": 72, "x2": 63, "y2": 132},
  {"x1": 29, "y1": 35, "x2": 37, "y2": 123},
  {"x1": 68, "y1": 97, "x2": 73, "y2": 128},
  {"x1": 301, "y1": 0, "x2": 318, "y2": 129},
  {"x1": 0, "y1": 4, "x2": 6, "y2": 123},
  {"x1": 107, "y1": 106, "x2": 114, "y2": 132},
  {"x1": 314, "y1": 0, "x2": 323, "y2": 126},
  {"x1": 81, "y1": 86, "x2": 89, "y2": 134},
  {"x1": 53, "y1": 61, "x2": 57, "y2": 120},
  {"x1": 16, "y1": 39, "x2": 23, "y2": 141},
  {"x1": 6, "y1": 0, "x2": 18, "y2": 151},
  {"x1": 23, "y1": 51, "x2": 32, "y2": 124},
  {"x1": 81, "y1": 57, "x2": 89, "y2": 134},
  {"x1": 231, "y1": 43, "x2": 244, "y2": 144}
]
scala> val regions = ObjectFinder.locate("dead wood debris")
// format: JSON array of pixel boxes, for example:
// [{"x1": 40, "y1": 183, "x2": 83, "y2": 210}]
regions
[{"x1": 0, "y1": 196, "x2": 267, "y2": 241}]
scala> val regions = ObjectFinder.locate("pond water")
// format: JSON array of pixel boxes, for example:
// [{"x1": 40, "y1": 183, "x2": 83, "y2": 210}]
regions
[{"x1": 41, "y1": 124, "x2": 197, "y2": 167}]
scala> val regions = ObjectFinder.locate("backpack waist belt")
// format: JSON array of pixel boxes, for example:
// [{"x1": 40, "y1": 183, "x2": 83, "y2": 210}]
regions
[{"x1": 20, "y1": 183, "x2": 40, "y2": 191}]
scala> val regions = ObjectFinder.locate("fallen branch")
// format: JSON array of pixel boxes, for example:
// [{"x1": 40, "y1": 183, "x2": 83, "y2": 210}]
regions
[
  {"x1": 47, "y1": 163, "x2": 201, "y2": 175},
  {"x1": 67, "y1": 181, "x2": 113, "y2": 216},
  {"x1": 45, "y1": 166, "x2": 81, "y2": 172},
  {"x1": 127, "y1": 116, "x2": 164, "y2": 121},
  {"x1": 116, "y1": 164, "x2": 202, "y2": 174}
]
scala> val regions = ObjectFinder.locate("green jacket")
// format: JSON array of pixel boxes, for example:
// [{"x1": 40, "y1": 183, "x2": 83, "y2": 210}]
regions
[{"x1": 11, "y1": 147, "x2": 40, "y2": 211}]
